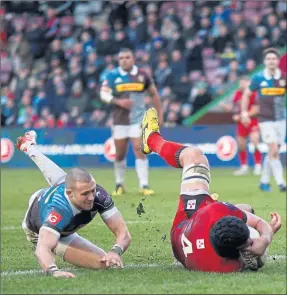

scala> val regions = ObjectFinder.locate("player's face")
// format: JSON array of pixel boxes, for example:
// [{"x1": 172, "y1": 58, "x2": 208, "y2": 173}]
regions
[
  {"x1": 73, "y1": 180, "x2": 97, "y2": 211},
  {"x1": 264, "y1": 53, "x2": 279, "y2": 70},
  {"x1": 118, "y1": 52, "x2": 135, "y2": 71},
  {"x1": 239, "y1": 79, "x2": 250, "y2": 90}
]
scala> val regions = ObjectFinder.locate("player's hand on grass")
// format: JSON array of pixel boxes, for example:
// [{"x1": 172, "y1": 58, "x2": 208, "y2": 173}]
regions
[
  {"x1": 269, "y1": 212, "x2": 282, "y2": 234},
  {"x1": 243, "y1": 236, "x2": 269, "y2": 257},
  {"x1": 52, "y1": 271, "x2": 76, "y2": 278},
  {"x1": 100, "y1": 252, "x2": 123, "y2": 268}
]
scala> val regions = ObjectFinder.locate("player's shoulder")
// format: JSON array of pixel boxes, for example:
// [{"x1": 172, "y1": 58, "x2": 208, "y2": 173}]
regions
[
  {"x1": 251, "y1": 72, "x2": 264, "y2": 82},
  {"x1": 95, "y1": 184, "x2": 114, "y2": 207},
  {"x1": 107, "y1": 68, "x2": 120, "y2": 79},
  {"x1": 137, "y1": 67, "x2": 147, "y2": 75},
  {"x1": 47, "y1": 184, "x2": 73, "y2": 213}
]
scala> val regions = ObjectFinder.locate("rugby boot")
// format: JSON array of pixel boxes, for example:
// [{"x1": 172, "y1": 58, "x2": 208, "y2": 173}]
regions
[
  {"x1": 233, "y1": 165, "x2": 249, "y2": 176},
  {"x1": 139, "y1": 185, "x2": 155, "y2": 196},
  {"x1": 279, "y1": 184, "x2": 286, "y2": 192},
  {"x1": 259, "y1": 183, "x2": 272, "y2": 192},
  {"x1": 141, "y1": 107, "x2": 160, "y2": 155},
  {"x1": 16, "y1": 130, "x2": 37, "y2": 153},
  {"x1": 112, "y1": 184, "x2": 126, "y2": 196}
]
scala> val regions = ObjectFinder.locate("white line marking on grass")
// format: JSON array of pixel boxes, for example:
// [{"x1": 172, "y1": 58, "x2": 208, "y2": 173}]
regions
[
  {"x1": 1, "y1": 256, "x2": 285, "y2": 277},
  {"x1": 1, "y1": 220, "x2": 172, "y2": 231},
  {"x1": 1, "y1": 263, "x2": 163, "y2": 276}
]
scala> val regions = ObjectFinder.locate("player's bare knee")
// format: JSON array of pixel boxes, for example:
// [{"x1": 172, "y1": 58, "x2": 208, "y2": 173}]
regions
[
  {"x1": 116, "y1": 153, "x2": 126, "y2": 161},
  {"x1": 179, "y1": 147, "x2": 209, "y2": 168},
  {"x1": 133, "y1": 145, "x2": 146, "y2": 159},
  {"x1": 269, "y1": 148, "x2": 278, "y2": 159},
  {"x1": 179, "y1": 147, "x2": 210, "y2": 190}
]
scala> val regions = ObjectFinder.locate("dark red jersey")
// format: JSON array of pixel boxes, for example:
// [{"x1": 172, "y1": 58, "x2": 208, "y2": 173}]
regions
[{"x1": 171, "y1": 194, "x2": 247, "y2": 273}]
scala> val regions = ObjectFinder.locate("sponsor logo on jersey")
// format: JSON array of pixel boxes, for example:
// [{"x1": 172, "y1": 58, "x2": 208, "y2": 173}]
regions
[
  {"x1": 1, "y1": 138, "x2": 14, "y2": 163},
  {"x1": 196, "y1": 239, "x2": 205, "y2": 249},
  {"x1": 138, "y1": 75, "x2": 144, "y2": 82},
  {"x1": 116, "y1": 83, "x2": 144, "y2": 92},
  {"x1": 47, "y1": 211, "x2": 63, "y2": 225},
  {"x1": 186, "y1": 199, "x2": 196, "y2": 210},
  {"x1": 279, "y1": 79, "x2": 286, "y2": 87},
  {"x1": 115, "y1": 77, "x2": 123, "y2": 84},
  {"x1": 104, "y1": 137, "x2": 116, "y2": 162},
  {"x1": 261, "y1": 87, "x2": 285, "y2": 96},
  {"x1": 216, "y1": 136, "x2": 238, "y2": 161},
  {"x1": 260, "y1": 81, "x2": 268, "y2": 87}
]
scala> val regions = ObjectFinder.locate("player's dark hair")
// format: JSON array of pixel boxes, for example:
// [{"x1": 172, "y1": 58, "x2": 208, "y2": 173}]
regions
[
  {"x1": 263, "y1": 47, "x2": 280, "y2": 58},
  {"x1": 210, "y1": 216, "x2": 250, "y2": 259},
  {"x1": 118, "y1": 48, "x2": 134, "y2": 56}
]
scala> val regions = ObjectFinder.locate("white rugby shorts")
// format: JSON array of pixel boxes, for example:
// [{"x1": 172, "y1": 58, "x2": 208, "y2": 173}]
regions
[
  {"x1": 259, "y1": 120, "x2": 286, "y2": 144},
  {"x1": 22, "y1": 190, "x2": 77, "y2": 259},
  {"x1": 113, "y1": 124, "x2": 141, "y2": 140}
]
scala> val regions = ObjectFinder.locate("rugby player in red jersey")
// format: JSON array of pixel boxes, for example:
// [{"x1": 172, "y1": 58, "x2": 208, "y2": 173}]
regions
[
  {"x1": 141, "y1": 108, "x2": 281, "y2": 273},
  {"x1": 220, "y1": 76, "x2": 262, "y2": 176}
]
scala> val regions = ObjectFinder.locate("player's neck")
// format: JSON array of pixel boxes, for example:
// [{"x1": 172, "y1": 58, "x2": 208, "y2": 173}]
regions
[{"x1": 266, "y1": 68, "x2": 277, "y2": 76}]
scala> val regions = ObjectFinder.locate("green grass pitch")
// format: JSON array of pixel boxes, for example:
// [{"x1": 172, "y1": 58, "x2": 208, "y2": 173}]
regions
[{"x1": 1, "y1": 168, "x2": 286, "y2": 294}]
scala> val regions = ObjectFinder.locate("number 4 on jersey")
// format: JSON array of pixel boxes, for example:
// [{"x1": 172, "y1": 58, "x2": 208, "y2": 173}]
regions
[{"x1": 181, "y1": 233, "x2": 193, "y2": 257}]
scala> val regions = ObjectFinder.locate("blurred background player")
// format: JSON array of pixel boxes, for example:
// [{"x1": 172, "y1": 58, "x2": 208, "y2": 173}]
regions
[
  {"x1": 141, "y1": 108, "x2": 281, "y2": 272},
  {"x1": 241, "y1": 48, "x2": 286, "y2": 192},
  {"x1": 100, "y1": 48, "x2": 163, "y2": 196},
  {"x1": 220, "y1": 76, "x2": 262, "y2": 176},
  {"x1": 16, "y1": 130, "x2": 131, "y2": 278}
]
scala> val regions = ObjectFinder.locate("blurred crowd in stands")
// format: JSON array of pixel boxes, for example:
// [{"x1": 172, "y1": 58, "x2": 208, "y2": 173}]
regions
[{"x1": 1, "y1": 0, "x2": 286, "y2": 128}]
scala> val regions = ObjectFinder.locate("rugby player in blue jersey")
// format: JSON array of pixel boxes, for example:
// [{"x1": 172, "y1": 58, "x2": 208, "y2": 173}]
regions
[
  {"x1": 241, "y1": 48, "x2": 286, "y2": 192},
  {"x1": 100, "y1": 48, "x2": 163, "y2": 196},
  {"x1": 16, "y1": 131, "x2": 131, "y2": 278}
]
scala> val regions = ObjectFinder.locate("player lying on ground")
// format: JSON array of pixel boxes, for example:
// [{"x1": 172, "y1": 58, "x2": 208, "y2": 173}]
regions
[
  {"x1": 220, "y1": 75, "x2": 262, "y2": 176},
  {"x1": 141, "y1": 108, "x2": 281, "y2": 272},
  {"x1": 16, "y1": 131, "x2": 131, "y2": 278}
]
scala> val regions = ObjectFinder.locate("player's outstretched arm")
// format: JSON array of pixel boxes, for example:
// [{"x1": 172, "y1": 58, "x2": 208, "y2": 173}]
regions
[
  {"x1": 242, "y1": 211, "x2": 274, "y2": 257},
  {"x1": 100, "y1": 212, "x2": 131, "y2": 268},
  {"x1": 35, "y1": 227, "x2": 75, "y2": 278}
]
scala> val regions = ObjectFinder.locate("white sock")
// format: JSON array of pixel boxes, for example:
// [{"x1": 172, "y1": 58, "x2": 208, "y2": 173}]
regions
[
  {"x1": 136, "y1": 158, "x2": 149, "y2": 188},
  {"x1": 270, "y1": 158, "x2": 285, "y2": 186},
  {"x1": 114, "y1": 159, "x2": 126, "y2": 185},
  {"x1": 27, "y1": 146, "x2": 67, "y2": 186},
  {"x1": 260, "y1": 155, "x2": 271, "y2": 184}
]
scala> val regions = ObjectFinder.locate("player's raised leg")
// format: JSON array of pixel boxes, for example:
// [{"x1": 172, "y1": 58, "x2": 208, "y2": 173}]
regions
[
  {"x1": 112, "y1": 135, "x2": 129, "y2": 196},
  {"x1": 141, "y1": 108, "x2": 210, "y2": 193},
  {"x1": 16, "y1": 131, "x2": 66, "y2": 186}
]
